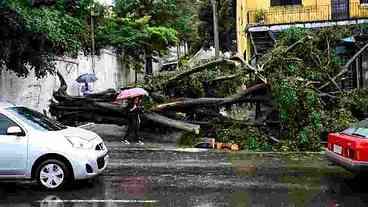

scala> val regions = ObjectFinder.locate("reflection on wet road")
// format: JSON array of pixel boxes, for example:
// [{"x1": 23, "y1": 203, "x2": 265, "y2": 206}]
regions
[{"x1": 0, "y1": 142, "x2": 367, "y2": 207}]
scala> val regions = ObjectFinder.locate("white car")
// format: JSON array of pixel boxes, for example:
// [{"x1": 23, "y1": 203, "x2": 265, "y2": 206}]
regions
[{"x1": 0, "y1": 102, "x2": 108, "y2": 190}]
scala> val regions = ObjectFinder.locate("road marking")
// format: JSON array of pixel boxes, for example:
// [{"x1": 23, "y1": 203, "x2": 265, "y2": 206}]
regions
[{"x1": 37, "y1": 199, "x2": 158, "y2": 203}]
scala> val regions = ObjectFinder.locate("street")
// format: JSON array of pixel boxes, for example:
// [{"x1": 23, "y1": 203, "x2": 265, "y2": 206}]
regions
[{"x1": 0, "y1": 125, "x2": 367, "y2": 207}]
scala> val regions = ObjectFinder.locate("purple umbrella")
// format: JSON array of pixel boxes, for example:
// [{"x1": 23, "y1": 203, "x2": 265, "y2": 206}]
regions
[{"x1": 76, "y1": 73, "x2": 98, "y2": 83}]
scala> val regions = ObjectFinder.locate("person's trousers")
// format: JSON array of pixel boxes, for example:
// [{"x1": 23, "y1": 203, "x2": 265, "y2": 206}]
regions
[{"x1": 125, "y1": 113, "x2": 141, "y2": 141}]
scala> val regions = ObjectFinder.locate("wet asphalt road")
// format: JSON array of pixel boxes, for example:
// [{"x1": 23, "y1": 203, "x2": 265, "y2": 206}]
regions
[{"x1": 0, "y1": 125, "x2": 368, "y2": 207}]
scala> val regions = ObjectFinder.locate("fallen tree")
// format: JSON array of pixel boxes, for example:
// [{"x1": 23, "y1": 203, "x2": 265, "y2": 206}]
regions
[
  {"x1": 50, "y1": 68, "x2": 266, "y2": 134},
  {"x1": 50, "y1": 26, "x2": 368, "y2": 151}
]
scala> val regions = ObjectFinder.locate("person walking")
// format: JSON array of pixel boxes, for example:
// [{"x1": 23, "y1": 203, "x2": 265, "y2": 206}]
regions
[{"x1": 121, "y1": 96, "x2": 144, "y2": 145}]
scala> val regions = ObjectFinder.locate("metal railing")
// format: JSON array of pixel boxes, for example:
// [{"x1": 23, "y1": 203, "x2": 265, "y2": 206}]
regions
[{"x1": 247, "y1": 3, "x2": 368, "y2": 26}]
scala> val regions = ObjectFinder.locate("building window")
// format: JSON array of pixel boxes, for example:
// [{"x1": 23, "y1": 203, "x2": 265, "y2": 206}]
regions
[
  {"x1": 361, "y1": 0, "x2": 368, "y2": 4},
  {"x1": 271, "y1": 0, "x2": 302, "y2": 6}
]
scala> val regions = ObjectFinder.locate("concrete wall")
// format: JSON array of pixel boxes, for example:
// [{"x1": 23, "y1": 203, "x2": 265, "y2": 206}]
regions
[{"x1": 0, "y1": 49, "x2": 138, "y2": 113}]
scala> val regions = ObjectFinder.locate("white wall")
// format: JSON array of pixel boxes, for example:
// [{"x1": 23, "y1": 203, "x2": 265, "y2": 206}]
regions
[{"x1": 0, "y1": 49, "x2": 136, "y2": 112}]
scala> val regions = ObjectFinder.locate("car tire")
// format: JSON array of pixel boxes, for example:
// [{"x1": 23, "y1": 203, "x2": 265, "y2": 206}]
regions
[{"x1": 36, "y1": 159, "x2": 71, "y2": 190}]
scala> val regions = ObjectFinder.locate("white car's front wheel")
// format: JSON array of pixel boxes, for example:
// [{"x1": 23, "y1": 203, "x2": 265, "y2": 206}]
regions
[{"x1": 36, "y1": 159, "x2": 70, "y2": 190}]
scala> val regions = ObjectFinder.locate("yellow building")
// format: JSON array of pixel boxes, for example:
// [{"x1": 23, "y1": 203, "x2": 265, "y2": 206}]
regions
[{"x1": 237, "y1": 0, "x2": 368, "y2": 61}]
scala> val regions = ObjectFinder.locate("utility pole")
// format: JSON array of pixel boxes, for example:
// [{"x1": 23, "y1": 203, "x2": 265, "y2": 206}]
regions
[
  {"x1": 90, "y1": 6, "x2": 96, "y2": 74},
  {"x1": 211, "y1": 0, "x2": 220, "y2": 58}
]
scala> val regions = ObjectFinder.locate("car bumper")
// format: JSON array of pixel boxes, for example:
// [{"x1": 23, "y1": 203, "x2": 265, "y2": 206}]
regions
[
  {"x1": 325, "y1": 148, "x2": 368, "y2": 173},
  {"x1": 71, "y1": 151, "x2": 109, "y2": 180}
]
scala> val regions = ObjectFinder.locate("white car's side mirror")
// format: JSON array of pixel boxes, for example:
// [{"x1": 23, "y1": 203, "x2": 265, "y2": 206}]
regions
[{"x1": 7, "y1": 126, "x2": 24, "y2": 136}]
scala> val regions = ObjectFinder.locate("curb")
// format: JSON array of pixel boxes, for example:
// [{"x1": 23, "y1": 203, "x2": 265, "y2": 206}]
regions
[{"x1": 105, "y1": 141, "x2": 325, "y2": 154}]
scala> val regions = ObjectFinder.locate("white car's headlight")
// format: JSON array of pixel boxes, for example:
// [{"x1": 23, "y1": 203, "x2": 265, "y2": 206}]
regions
[{"x1": 65, "y1": 136, "x2": 94, "y2": 149}]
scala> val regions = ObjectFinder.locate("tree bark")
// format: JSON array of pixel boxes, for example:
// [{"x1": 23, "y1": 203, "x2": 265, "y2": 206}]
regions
[{"x1": 143, "y1": 112, "x2": 200, "y2": 134}]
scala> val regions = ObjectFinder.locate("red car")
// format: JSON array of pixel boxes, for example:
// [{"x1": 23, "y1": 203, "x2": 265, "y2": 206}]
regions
[{"x1": 326, "y1": 120, "x2": 368, "y2": 173}]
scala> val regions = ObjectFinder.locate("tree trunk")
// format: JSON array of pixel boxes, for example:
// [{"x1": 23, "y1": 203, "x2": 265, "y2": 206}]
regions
[
  {"x1": 143, "y1": 112, "x2": 200, "y2": 134},
  {"x1": 152, "y1": 83, "x2": 266, "y2": 111}
]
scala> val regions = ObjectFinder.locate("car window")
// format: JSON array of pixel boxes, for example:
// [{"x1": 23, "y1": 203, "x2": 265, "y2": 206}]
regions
[
  {"x1": 342, "y1": 119, "x2": 368, "y2": 138},
  {"x1": 342, "y1": 127, "x2": 368, "y2": 138},
  {"x1": 5, "y1": 107, "x2": 67, "y2": 131},
  {"x1": 0, "y1": 113, "x2": 18, "y2": 135}
]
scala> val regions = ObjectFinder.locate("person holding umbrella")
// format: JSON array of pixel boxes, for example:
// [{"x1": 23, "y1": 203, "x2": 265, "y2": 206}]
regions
[
  {"x1": 122, "y1": 96, "x2": 144, "y2": 145},
  {"x1": 76, "y1": 73, "x2": 97, "y2": 96},
  {"x1": 115, "y1": 88, "x2": 148, "y2": 145}
]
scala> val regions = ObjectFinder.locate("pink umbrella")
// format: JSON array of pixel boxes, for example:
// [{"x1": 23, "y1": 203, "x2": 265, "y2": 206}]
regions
[{"x1": 115, "y1": 87, "x2": 148, "y2": 101}]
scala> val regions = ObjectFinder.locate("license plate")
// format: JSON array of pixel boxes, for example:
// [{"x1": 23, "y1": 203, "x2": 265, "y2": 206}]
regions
[{"x1": 333, "y1": 144, "x2": 342, "y2": 154}]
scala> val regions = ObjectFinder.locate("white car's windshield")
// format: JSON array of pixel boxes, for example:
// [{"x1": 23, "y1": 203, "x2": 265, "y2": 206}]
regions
[{"x1": 6, "y1": 107, "x2": 67, "y2": 131}]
